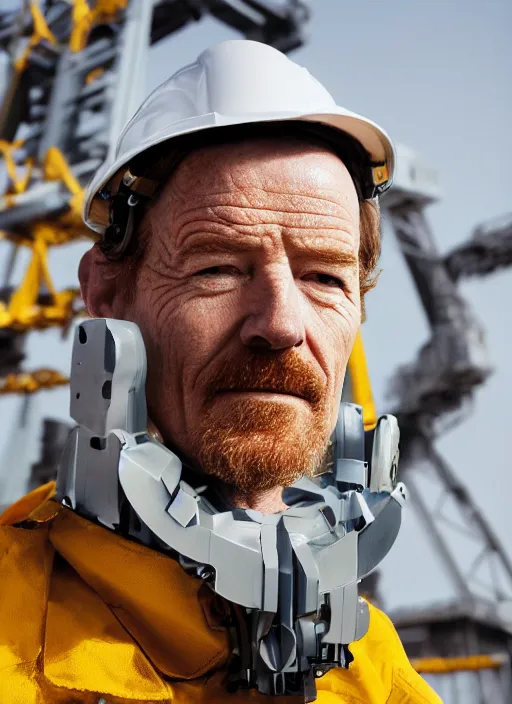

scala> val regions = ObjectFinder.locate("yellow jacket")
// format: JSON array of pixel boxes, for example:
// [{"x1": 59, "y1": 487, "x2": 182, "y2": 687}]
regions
[{"x1": 0, "y1": 483, "x2": 441, "y2": 704}]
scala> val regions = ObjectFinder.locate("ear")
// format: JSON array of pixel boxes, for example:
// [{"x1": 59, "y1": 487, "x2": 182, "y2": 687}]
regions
[{"x1": 79, "y1": 243, "x2": 121, "y2": 318}]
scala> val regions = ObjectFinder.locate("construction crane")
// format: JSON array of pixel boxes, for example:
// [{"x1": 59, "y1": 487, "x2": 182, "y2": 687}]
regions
[
  {"x1": 445, "y1": 212, "x2": 512, "y2": 282},
  {"x1": 381, "y1": 146, "x2": 512, "y2": 704}
]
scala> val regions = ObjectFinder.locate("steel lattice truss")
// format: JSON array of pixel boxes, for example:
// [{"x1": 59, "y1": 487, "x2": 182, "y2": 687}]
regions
[
  {"x1": 445, "y1": 213, "x2": 512, "y2": 282},
  {"x1": 382, "y1": 149, "x2": 512, "y2": 629}
]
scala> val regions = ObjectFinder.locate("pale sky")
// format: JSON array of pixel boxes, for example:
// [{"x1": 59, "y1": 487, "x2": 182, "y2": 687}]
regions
[{"x1": 0, "y1": 0, "x2": 510, "y2": 612}]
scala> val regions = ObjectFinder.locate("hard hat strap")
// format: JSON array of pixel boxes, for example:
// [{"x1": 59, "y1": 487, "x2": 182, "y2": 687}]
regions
[{"x1": 100, "y1": 184, "x2": 144, "y2": 260}]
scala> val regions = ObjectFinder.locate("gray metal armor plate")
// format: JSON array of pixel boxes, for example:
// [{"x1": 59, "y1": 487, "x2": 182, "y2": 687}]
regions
[{"x1": 57, "y1": 318, "x2": 407, "y2": 702}]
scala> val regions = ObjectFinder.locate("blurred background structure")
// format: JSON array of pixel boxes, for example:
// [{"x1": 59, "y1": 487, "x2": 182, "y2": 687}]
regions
[{"x1": 0, "y1": 2, "x2": 510, "y2": 702}]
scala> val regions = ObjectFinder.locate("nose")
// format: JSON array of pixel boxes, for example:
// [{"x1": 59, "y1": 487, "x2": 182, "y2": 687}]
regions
[{"x1": 240, "y1": 268, "x2": 305, "y2": 350}]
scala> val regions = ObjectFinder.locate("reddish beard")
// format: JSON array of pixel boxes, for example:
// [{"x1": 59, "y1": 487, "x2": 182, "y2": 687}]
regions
[{"x1": 193, "y1": 350, "x2": 331, "y2": 497}]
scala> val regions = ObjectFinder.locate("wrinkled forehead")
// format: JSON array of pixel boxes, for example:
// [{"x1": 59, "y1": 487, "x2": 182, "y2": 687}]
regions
[{"x1": 156, "y1": 137, "x2": 360, "y2": 220}]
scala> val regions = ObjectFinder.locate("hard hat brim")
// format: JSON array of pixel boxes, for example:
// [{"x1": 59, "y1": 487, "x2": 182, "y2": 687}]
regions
[{"x1": 84, "y1": 107, "x2": 395, "y2": 235}]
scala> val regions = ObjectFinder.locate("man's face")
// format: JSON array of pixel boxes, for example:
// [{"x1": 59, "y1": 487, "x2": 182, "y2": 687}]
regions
[{"x1": 88, "y1": 139, "x2": 361, "y2": 499}]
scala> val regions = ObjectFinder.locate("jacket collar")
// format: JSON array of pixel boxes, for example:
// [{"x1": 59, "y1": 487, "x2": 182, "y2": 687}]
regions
[{"x1": 44, "y1": 505, "x2": 230, "y2": 698}]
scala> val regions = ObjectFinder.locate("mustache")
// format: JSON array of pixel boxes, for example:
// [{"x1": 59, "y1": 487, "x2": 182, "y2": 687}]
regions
[{"x1": 204, "y1": 350, "x2": 325, "y2": 405}]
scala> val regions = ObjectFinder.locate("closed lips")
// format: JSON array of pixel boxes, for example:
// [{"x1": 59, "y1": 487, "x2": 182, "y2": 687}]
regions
[{"x1": 218, "y1": 388, "x2": 306, "y2": 398}]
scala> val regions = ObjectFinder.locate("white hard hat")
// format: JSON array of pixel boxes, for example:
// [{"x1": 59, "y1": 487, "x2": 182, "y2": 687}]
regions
[{"x1": 84, "y1": 39, "x2": 395, "y2": 242}]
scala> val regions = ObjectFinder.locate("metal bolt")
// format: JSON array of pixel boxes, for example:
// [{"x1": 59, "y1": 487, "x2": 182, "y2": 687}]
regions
[
  {"x1": 315, "y1": 669, "x2": 323, "y2": 678},
  {"x1": 197, "y1": 566, "x2": 213, "y2": 580}
]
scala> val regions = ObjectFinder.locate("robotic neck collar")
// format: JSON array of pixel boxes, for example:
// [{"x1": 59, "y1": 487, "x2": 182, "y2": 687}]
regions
[{"x1": 57, "y1": 318, "x2": 406, "y2": 702}]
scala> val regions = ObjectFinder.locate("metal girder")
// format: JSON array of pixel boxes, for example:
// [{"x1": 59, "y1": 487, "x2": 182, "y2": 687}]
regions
[
  {"x1": 399, "y1": 428, "x2": 512, "y2": 613},
  {"x1": 392, "y1": 606, "x2": 512, "y2": 704},
  {"x1": 445, "y1": 213, "x2": 512, "y2": 282},
  {"x1": 150, "y1": 0, "x2": 309, "y2": 52},
  {"x1": 386, "y1": 203, "x2": 468, "y2": 328},
  {"x1": 381, "y1": 147, "x2": 512, "y2": 629},
  {"x1": 28, "y1": 418, "x2": 71, "y2": 492},
  {"x1": 385, "y1": 202, "x2": 491, "y2": 422}
]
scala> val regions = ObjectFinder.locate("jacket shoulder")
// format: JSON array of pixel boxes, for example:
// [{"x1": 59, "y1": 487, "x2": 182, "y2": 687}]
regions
[
  {"x1": 0, "y1": 485, "x2": 56, "y2": 674},
  {"x1": 0, "y1": 481, "x2": 58, "y2": 526},
  {"x1": 318, "y1": 603, "x2": 443, "y2": 703},
  {"x1": 359, "y1": 603, "x2": 443, "y2": 703}
]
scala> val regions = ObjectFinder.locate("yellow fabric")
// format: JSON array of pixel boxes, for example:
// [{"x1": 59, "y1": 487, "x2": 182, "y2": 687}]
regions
[
  {"x1": 44, "y1": 554, "x2": 170, "y2": 699},
  {"x1": 48, "y1": 506, "x2": 229, "y2": 683},
  {"x1": 0, "y1": 486, "x2": 442, "y2": 703},
  {"x1": 0, "y1": 480, "x2": 57, "y2": 525}
]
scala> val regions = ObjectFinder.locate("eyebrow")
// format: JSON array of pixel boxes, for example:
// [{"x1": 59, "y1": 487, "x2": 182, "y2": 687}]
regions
[
  {"x1": 178, "y1": 239, "x2": 254, "y2": 258},
  {"x1": 177, "y1": 234, "x2": 358, "y2": 268},
  {"x1": 298, "y1": 248, "x2": 358, "y2": 267}
]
